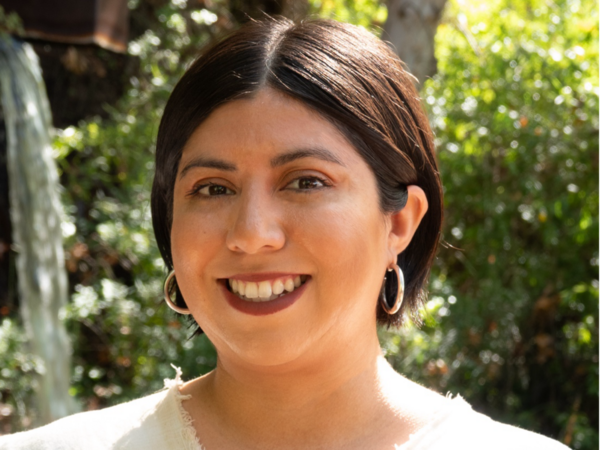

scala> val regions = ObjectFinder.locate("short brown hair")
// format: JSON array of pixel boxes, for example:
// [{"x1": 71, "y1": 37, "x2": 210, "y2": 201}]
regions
[{"x1": 151, "y1": 18, "x2": 443, "y2": 328}]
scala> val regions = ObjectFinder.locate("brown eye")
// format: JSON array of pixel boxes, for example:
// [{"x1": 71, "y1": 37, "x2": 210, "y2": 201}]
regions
[
  {"x1": 193, "y1": 183, "x2": 234, "y2": 197},
  {"x1": 287, "y1": 177, "x2": 327, "y2": 190}
]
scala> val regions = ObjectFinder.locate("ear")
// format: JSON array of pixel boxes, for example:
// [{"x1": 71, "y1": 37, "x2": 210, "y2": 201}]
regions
[{"x1": 387, "y1": 185, "x2": 429, "y2": 263}]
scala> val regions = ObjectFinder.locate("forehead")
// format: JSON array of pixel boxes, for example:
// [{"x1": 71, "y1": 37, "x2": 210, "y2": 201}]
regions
[{"x1": 179, "y1": 88, "x2": 363, "y2": 166}]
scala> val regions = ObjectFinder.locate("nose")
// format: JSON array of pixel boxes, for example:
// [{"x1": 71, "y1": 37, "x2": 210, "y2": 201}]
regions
[{"x1": 226, "y1": 189, "x2": 286, "y2": 254}]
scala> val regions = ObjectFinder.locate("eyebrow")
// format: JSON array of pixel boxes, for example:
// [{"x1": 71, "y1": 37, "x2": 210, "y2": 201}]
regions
[
  {"x1": 270, "y1": 147, "x2": 346, "y2": 168},
  {"x1": 178, "y1": 157, "x2": 237, "y2": 180},
  {"x1": 178, "y1": 146, "x2": 345, "y2": 180}
]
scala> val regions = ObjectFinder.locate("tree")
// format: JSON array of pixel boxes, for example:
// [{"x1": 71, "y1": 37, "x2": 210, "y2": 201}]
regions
[
  {"x1": 0, "y1": 11, "x2": 75, "y2": 426},
  {"x1": 383, "y1": 0, "x2": 448, "y2": 83}
]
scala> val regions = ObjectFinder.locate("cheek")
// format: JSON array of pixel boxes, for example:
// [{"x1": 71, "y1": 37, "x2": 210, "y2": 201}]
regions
[
  {"x1": 170, "y1": 205, "x2": 223, "y2": 298},
  {"x1": 288, "y1": 194, "x2": 388, "y2": 311},
  {"x1": 171, "y1": 198, "x2": 228, "y2": 252}
]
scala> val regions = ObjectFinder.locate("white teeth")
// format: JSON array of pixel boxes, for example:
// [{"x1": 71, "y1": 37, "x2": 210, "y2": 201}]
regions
[
  {"x1": 284, "y1": 278, "x2": 295, "y2": 292},
  {"x1": 258, "y1": 281, "x2": 272, "y2": 299},
  {"x1": 228, "y1": 276, "x2": 308, "y2": 302},
  {"x1": 245, "y1": 282, "x2": 258, "y2": 299},
  {"x1": 272, "y1": 279, "x2": 284, "y2": 295}
]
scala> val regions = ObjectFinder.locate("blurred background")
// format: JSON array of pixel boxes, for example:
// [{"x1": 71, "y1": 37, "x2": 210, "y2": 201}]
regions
[{"x1": 0, "y1": 0, "x2": 597, "y2": 448}]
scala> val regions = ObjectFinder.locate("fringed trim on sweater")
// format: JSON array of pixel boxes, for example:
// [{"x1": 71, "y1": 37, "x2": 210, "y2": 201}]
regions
[{"x1": 165, "y1": 365, "x2": 205, "y2": 450}]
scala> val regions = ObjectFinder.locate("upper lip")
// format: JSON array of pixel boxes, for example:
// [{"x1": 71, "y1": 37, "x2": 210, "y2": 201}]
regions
[{"x1": 223, "y1": 272, "x2": 307, "y2": 282}]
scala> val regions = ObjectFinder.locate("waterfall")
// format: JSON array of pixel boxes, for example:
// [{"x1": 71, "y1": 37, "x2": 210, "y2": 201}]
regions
[{"x1": 0, "y1": 38, "x2": 75, "y2": 425}]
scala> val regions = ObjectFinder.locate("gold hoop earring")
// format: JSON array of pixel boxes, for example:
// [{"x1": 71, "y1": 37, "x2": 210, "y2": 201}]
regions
[
  {"x1": 380, "y1": 263, "x2": 404, "y2": 315},
  {"x1": 164, "y1": 270, "x2": 191, "y2": 315}
]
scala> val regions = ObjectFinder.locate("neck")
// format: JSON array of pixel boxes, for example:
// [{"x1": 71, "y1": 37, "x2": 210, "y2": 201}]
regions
[
  {"x1": 182, "y1": 328, "x2": 433, "y2": 449},
  {"x1": 213, "y1": 330, "x2": 383, "y2": 414}
]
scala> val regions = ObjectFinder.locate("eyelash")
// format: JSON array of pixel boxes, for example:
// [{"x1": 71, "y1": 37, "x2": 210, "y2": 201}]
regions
[
  {"x1": 186, "y1": 182, "x2": 233, "y2": 198},
  {"x1": 285, "y1": 176, "x2": 330, "y2": 192},
  {"x1": 187, "y1": 176, "x2": 331, "y2": 198}
]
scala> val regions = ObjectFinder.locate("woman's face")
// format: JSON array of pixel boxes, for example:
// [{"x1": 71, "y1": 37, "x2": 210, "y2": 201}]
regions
[{"x1": 171, "y1": 89, "x2": 397, "y2": 368}]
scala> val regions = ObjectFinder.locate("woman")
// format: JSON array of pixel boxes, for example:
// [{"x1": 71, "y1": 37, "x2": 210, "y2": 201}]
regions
[{"x1": 1, "y1": 18, "x2": 568, "y2": 450}]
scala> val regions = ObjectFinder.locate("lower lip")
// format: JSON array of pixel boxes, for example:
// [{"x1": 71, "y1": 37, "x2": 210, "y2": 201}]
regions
[{"x1": 221, "y1": 279, "x2": 309, "y2": 316}]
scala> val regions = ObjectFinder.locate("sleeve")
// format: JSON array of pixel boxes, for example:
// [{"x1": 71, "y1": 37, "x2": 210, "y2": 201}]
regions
[
  {"x1": 0, "y1": 411, "x2": 109, "y2": 450},
  {"x1": 0, "y1": 389, "x2": 176, "y2": 450},
  {"x1": 425, "y1": 409, "x2": 571, "y2": 450}
]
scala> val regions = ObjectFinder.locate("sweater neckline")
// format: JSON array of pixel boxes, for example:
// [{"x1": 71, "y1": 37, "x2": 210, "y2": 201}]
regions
[
  {"x1": 164, "y1": 365, "x2": 205, "y2": 450},
  {"x1": 164, "y1": 366, "x2": 471, "y2": 450}
]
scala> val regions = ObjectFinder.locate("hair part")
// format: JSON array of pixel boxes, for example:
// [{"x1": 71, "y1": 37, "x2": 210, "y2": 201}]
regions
[{"x1": 152, "y1": 17, "x2": 443, "y2": 330}]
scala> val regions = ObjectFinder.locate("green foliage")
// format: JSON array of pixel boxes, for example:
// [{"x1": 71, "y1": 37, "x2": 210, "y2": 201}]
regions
[
  {"x1": 309, "y1": 0, "x2": 387, "y2": 31},
  {"x1": 0, "y1": 319, "x2": 40, "y2": 429},
  {"x1": 382, "y1": 0, "x2": 598, "y2": 448},
  {"x1": 0, "y1": 6, "x2": 24, "y2": 38}
]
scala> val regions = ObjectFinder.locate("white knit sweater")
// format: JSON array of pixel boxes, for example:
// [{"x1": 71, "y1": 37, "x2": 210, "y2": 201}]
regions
[{"x1": 0, "y1": 368, "x2": 569, "y2": 450}]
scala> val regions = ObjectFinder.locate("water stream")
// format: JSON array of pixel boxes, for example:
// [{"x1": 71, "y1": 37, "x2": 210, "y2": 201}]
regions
[{"x1": 0, "y1": 37, "x2": 75, "y2": 425}]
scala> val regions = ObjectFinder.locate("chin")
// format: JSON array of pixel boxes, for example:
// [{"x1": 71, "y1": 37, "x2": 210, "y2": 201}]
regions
[{"x1": 209, "y1": 324, "x2": 315, "y2": 371}]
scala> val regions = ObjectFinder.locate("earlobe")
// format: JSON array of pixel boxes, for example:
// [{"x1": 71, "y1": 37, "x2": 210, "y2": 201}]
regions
[{"x1": 387, "y1": 185, "x2": 429, "y2": 259}]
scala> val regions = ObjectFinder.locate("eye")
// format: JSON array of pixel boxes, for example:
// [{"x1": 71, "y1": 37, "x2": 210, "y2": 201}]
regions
[
  {"x1": 286, "y1": 176, "x2": 329, "y2": 191},
  {"x1": 188, "y1": 183, "x2": 235, "y2": 197}
]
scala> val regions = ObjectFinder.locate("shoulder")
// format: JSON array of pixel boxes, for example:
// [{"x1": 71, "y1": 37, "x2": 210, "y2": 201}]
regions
[
  {"x1": 401, "y1": 396, "x2": 570, "y2": 450},
  {"x1": 0, "y1": 388, "x2": 181, "y2": 450},
  {"x1": 464, "y1": 409, "x2": 570, "y2": 450}
]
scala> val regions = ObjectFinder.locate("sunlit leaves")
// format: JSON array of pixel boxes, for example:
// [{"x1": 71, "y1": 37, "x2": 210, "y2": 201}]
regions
[
  {"x1": 310, "y1": 0, "x2": 387, "y2": 32},
  {"x1": 394, "y1": 0, "x2": 598, "y2": 446}
]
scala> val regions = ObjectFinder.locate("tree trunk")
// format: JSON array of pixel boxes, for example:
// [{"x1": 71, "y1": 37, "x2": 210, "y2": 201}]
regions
[
  {"x1": 383, "y1": 0, "x2": 448, "y2": 86},
  {"x1": 0, "y1": 38, "x2": 76, "y2": 426}
]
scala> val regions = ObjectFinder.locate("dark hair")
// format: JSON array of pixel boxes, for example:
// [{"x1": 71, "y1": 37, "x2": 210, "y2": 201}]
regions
[{"x1": 151, "y1": 18, "x2": 443, "y2": 329}]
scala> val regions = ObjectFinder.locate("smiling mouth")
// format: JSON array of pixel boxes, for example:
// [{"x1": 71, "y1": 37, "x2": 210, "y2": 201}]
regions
[{"x1": 226, "y1": 275, "x2": 309, "y2": 302}]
